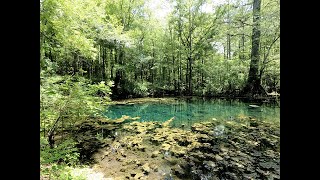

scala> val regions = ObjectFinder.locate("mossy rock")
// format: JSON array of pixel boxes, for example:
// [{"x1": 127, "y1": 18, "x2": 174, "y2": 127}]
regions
[
  {"x1": 170, "y1": 145, "x2": 187, "y2": 157},
  {"x1": 161, "y1": 143, "x2": 171, "y2": 151},
  {"x1": 141, "y1": 163, "x2": 151, "y2": 174},
  {"x1": 172, "y1": 164, "x2": 185, "y2": 177},
  {"x1": 151, "y1": 150, "x2": 160, "y2": 158}
]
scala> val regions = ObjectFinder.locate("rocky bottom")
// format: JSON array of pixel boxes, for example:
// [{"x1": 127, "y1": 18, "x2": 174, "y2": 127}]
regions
[{"x1": 72, "y1": 115, "x2": 280, "y2": 180}]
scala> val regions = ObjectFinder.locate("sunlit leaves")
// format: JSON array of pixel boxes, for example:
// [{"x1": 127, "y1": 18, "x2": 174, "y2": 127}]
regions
[
  {"x1": 40, "y1": 73, "x2": 113, "y2": 137},
  {"x1": 41, "y1": 0, "x2": 128, "y2": 61}
]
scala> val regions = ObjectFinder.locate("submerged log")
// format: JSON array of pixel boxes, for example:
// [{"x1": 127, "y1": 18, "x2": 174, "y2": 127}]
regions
[
  {"x1": 267, "y1": 91, "x2": 280, "y2": 97},
  {"x1": 249, "y1": 105, "x2": 260, "y2": 108}
]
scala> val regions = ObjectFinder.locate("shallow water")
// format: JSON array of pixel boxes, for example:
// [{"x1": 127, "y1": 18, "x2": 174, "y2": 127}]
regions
[{"x1": 103, "y1": 98, "x2": 280, "y2": 128}]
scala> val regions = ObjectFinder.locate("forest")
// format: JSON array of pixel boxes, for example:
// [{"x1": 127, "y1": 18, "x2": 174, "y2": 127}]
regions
[{"x1": 40, "y1": 0, "x2": 280, "y2": 179}]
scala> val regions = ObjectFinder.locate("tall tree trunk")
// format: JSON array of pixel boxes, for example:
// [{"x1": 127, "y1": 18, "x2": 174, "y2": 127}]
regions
[
  {"x1": 162, "y1": 66, "x2": 166, "y2": 87},
  {"x1": 110, "y1": 48, "x2": 114, "y2": 79},
  {"x1": 179, "y1": 56, "x2": 181, "y2": 94},
  {"x1": 151, "y1": 41, "x2": 155, "y2": 83},
  {"x1": 113, "y1": 45, "x2": 125, "y2": 98},
  {"x1": 113, "y1": 47, "x2": 117, "y2": 79},
  {"x1": 102, "y1": 46, "x2": 106, "y2": 80},
  {"x1": 73, "y1": 53, "x2": 78, "y2": 75},
  {"x1": 241, "y1": 29, "x2": 245, "y2": 60},
  {"x1": 188, "y1": 56, "x2": 192, "y2": 95},
  {"x1": 227, "y1": 34, "x2": 231, "y2": 60},
  {"x1": 201, "y1": 55, "x2": 204, "y2": 87},
  {"x1": 90, "y1": 59, "x2": 93, "y2": 80},
  {"x1": 172, "y1": 54, "x2": 176, "y2": 91},
  {"x1": 168, "y1": 56, "x2": 171, "y2": 86},
  {"x1": 223, "y1": 45, "x2": 226, "y2": 60},
  {"x1": 188, "y1": 4, "x2": 193, "y2": 95},
  {"x1": 119, "y1": 47, "x2": 125, "y2": 83},
  {"x1": 106, "y1": 47, "x2": 109, "y2": 80},
  {"x1": 141, "y1": 64, "x2": 143, "y2": 80},
  {"x1": 186, "y1": 59, "x2": 189, "y2": 93},
  {"x1": 49, "y1": 49, "x2": 54, "y2": 62},
  {"x1": 227, "y1": 0, "x2": 231, "y2": 60},
  {"x1": 243, "y1": 0, "x2": 262, "y2": 96}
]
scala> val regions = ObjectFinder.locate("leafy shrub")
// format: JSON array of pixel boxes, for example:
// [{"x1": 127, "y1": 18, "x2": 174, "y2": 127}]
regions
[
  {"x1": 40, "y1": 73, "x2": 113, "y2": 136},
  {"x1": 41, "y1": 138, "x2": 80, "y2": 166},
  {"x1": 133, "y1": 81, "x2": 151, "y2": 97}
]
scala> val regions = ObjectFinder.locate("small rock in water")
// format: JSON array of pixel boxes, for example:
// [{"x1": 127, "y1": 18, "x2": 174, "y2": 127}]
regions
[
  {"x1": 158, "y1": 165, "x2": 172, "y2": 179},
  {"x1": 164, "y1": 151, "x2": 171, "y2": 158},
  {"x1": 214, "y1": 125, "x2": 225, "y2": 136},
  {"x1": 215, "y1": 154, "x2": 223, "y2": 161},
  {"x1": 250, "y1": 121, "x2": 259, "y2": 127},
  {"x1": 200, "y1": 173, "x2": 213, "y2": 180},
  {"x1": 164, "y1": 174, "x2": 174, "y2": 180},
  {"x1": 203, "y1": 161, "x2": 216, "y2": 170},
  {"x1": 259, "y1": 161, "x2": 277, "y2": 170},
  {"x1": 110, "y1": 146, "x2": 116, "y2": 153}
]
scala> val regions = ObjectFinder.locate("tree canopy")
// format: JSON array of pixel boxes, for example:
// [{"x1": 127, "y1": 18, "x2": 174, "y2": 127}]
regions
[{"x1": 40, "y1": 0, "x2": 280, "y2": 98}]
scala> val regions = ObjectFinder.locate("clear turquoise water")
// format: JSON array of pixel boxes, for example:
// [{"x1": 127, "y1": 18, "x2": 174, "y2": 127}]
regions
[{"x1": 103, "y1": 98, "x2": 280, "y2": 128}]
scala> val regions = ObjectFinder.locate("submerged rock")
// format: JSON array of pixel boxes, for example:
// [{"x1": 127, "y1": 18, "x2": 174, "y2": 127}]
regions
[
  {"x1": 203, "y1": 161, "x2": 216, "y2": 170},
  {"x1": 172, "y1": 164, "x2": 185, "y2": 177},
  {"x1": 135, "y1": 160, "x2": 142, "y2": 166},
  {"x1": 161, "y1": 143, "x2": 171, "y2": 151},
  {"x1": 151, "y1": 151, "x2": 160, "y2": 158},
  {"x1": 164, "y1": 174, "x2": 174, "y2": 180},
  {"x1": 250, "y1": 121, "x2": 259, "y2": 127},
  {"x1": 214, "y1": 125, "x2": 225, "y2": 136},
  {"x1": 142, "y1": 163, "x2": 151, "y2": 174},
  {"x1": 133, "y1": 172, "x2": 144, "y2": 179},
  {"x1": 259, "y1": 161, "x2": 278, "y2": 170}
]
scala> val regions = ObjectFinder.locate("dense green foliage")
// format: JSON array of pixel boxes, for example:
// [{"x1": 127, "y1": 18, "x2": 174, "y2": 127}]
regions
[
  {"x1": 41, "y1": 0, "x2": 279, "y2": 98},
  {"x1": 40, "y1": 70, "x2": 113, "y2": 136},
  {"x1": 40, "y1": 136, "x2": 83, "y2": 179},
  {"x1": 41, "y1": 137, "x2": 80, "y2": 165},
  {"x1": 40, "y1": 68, "x2": 113, "y2": 177}
]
